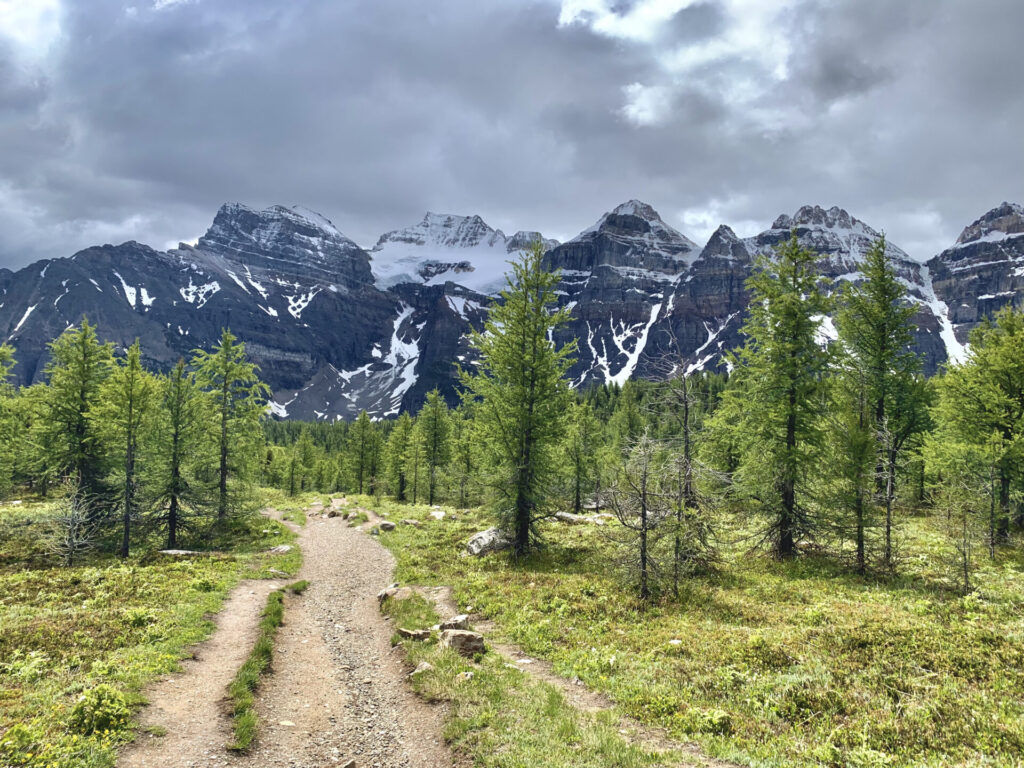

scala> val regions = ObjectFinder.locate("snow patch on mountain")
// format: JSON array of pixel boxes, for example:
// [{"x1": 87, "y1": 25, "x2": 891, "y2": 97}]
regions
[{"x1": 370, "y1": 212, "x2": 557, "y2": 294}]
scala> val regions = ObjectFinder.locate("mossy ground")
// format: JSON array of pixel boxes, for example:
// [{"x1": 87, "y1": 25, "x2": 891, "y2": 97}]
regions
[
  {"x1": 364, "y1": 496, "x2": 1024, "y2": 768},
  {"x1": 0, "y1": 490, "x2": 305, "y2": 768}
]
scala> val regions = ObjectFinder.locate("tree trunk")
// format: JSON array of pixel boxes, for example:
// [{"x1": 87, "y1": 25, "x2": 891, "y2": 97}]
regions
[
  {"x1": 855, "y1": 490, "x2": 865, "y2": 574},
  {"x1": 779, "y1": 387, "x2": 797, "y2": 559},
  {"x1": 997, "y1": 466, "x2": 1011, "y2": 543},
  {"x1": 218, "y1": 383, "x2": 229, "y2": 520}
]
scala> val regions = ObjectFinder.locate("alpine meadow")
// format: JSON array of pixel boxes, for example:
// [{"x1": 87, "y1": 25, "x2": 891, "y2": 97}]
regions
[{"x1": 2, "y1": 2, "x2": 1024, "y2": 768}]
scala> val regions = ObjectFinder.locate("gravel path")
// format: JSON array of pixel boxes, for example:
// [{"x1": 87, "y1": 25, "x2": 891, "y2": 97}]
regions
[
  {"x1": 118, "y1": 504, "x2": 452, "y2": 768},
  {"x1": 118, "y1": 579, "x2": 286, "y2": 768}
]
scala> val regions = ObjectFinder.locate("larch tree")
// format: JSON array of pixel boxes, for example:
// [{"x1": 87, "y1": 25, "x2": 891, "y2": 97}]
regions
[
  {"x1": 192, "y1": 328, "x2": 268, "y2": 520},
  {"x1": 91, "y1": 341, "x2": 157, "y2": 559},
  {"x1": 718, "y1": 233, "x2": 832, "y2": 558},
  {"x1": 418, "y1": 389, "x2": 451, "y2": 505},
  {"x1": 460, "y1": 241, "x2": 576, "y2": 557},
  {"x1": 405, "y1": 420, "x2": 427, "y2": 504},
  {"x1": 608, "y1": 431, "x2": 672, "y2": 602},
  {"x1": 147, "y1": 359, "x2": 207, "y2": 549},
  {"x1": 931, "y1": 306, "x2": 1024, "y2": 543},
  {"x1": 347, "y1": 410, "x2": 376, "y2": 495},
  {"x1": 39, "y1": 318, "x2": 113, "y2": 506},
  {"x1": 0, "y1": 344, "x2": 16, "y2": 495},
  {"x1": 384, "y1": 412, "x2": 413, "y2": 500},
  {"x1": 447, "y1": 405, "x2": 476, "y2": 508},
  {"x1": 835, "y1": 236, "x2": 926, "y2": 569},
  {"x1": 564, "y1": 401, "x2": 600, "y2": 514}
]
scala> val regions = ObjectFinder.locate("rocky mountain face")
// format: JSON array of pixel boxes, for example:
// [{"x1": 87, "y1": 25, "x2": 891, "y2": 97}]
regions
[
  {"x1": 925, "y1": 202, "x2": 1024, "y2": 362},
  {"x1": 1, "y1": 200, "x2": 1019, "y2": 420}
]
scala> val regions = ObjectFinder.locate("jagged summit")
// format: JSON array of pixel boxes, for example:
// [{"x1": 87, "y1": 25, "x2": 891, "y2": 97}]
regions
[
  {"x1": 370, "y1": 211, "x2": 556, "y2": 293},
  {"x1": 955, "y1": 202, "x2": 1024, "y2": 246},
  {"x1": 771, "y1": 205, "x2": 876, "y2": 237},
  {"x1": 375, "y1": 212, "x2": 503, "y2": 251},
  {"x1": 506, "y1": 230, "x2": 559, "y2": 253},
  {"x1": 575, "y1": 199, "x2": 698, "y2": 257},
  {"x1": 190, "y1": 203, "x2": 372, "y2": 287}
]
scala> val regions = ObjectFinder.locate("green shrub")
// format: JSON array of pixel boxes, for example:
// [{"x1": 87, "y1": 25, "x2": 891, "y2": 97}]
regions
[{"x1": 69, "y1": 685, "x2": 130, "y2": 735}]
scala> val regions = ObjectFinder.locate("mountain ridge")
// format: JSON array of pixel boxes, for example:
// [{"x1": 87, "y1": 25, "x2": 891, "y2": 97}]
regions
[{"x1": 2, "y1": 199, "x2": 1020, "y2": 420}]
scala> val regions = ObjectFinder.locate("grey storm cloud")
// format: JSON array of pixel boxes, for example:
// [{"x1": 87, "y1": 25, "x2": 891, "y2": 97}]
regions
[{"x1": 0, "y1": 0, "x2": 1022, "y2": 270}]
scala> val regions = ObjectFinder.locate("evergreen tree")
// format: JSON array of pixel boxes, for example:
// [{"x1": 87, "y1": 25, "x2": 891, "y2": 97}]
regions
[
  {"x1": 608, "y1": 432, "x2": 672, "y2": 601},
  {"x1": 564, "y1": 402, "x2": 600, "y2": 514},
  {"x1": 824, "y1": 374, "x2": 878, "y2": 572},
  {"x1": 418, "y1": 390, "x2": 451, "y2": 505},
  {"x1": 384, "y1": 412, "x2": 414, "y2": 500},
  {"x1": 39, "y1": 319, "x2": 113, "y2": 505},
  {"x1": 835, "y1": 236, "x2": 925, "y2": 569},
  {"x1": 447, "y1": 405, "x2": 476, "y2": 508},
  {"x1": 91, "y1": 341, "x2": 157, "y2": 558},
  {"x1": 147, "y1": 360, "x2": 207, "y2": 549},
  {"x1": 405, "y1": 421, "x2": 427, "y2": 504},
  {"x1": 460, "y1": 241, "x2": 576, "y2": 557},
  {"x1": 0, "y1": 344, "x2": 16, "y2": 496},
  {"x1": 192, "y1": 328, "x2": 268, "y2": 519},
  {"x1": 716, "y1": 234, "x2": 831, "y2": 558},
  {"x1": 931, "y1": 307, "x2": 1024, "y2": 543},
  {"x1": 347, "y1": 410, "x2": 376, "y2": 494}
]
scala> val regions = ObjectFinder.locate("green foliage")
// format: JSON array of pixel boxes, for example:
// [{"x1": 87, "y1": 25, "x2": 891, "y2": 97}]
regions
[
  {"x1": 38, "y1": 318, "x2": 114, "y2": 503},
  {"x1": 374, "y1": 498, "x2": 1024, "y2": 768},
  {"x1": 932, "y1": 307, "x2": 1024, "y2": 543},
  {"x1": 714, "y1": 234, "x2": 832, "y2": 557},
  {"x1": 460, "y1": 241, "x2": 577, "y2": 556},
  {"x1": 227, "y1": 588, "x2": 289, "y2": 751},
  {"x1": 69, "y1": 685, "x2": 130, "y2": 736},
  {"x1": 418, "y1": 389, "x2": 451, "y2": 505},
  {"x1": 192, "y1": 328, "x2": 269, "y2": 519}
]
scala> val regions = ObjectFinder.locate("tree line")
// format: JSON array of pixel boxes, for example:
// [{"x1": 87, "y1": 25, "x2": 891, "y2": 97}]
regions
[
  {"x1": 0, "y1": 323, "x2": 267, "y2": 560},
  {"x1": 261, "y1": 238, "x2": 1024, "y2": 597}
]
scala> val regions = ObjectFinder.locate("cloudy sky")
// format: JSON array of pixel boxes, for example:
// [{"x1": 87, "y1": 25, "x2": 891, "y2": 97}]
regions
[{"x1": 0, "y1": 0, "x2": 1021, "y2": 270}]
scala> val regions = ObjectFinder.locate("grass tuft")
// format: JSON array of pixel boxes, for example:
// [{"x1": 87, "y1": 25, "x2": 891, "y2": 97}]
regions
[{"x1": 226, "y1": 588, "x2": 288, "y2": 751}]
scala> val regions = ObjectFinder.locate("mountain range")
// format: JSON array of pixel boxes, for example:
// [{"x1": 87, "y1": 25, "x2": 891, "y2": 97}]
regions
[{"x1": 2, "y1": 199, "x2": 1022, "y2": 420}]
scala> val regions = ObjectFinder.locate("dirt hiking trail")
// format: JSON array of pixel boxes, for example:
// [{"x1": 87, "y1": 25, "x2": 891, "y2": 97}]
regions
[{"x1": 118, "y1": 504, "x2": 452, "y2": 768}]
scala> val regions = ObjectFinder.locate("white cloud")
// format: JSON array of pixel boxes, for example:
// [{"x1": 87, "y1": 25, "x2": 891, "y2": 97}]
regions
[
  {"x1": 559, "y1": 0, "x2": 695, "y2": 43},
  {"x1": 621, "y1": 82, "x2": 672, "y2": 126},
  {"x1": 0, "y1": 0, "x2": 61, "y2": 59}
]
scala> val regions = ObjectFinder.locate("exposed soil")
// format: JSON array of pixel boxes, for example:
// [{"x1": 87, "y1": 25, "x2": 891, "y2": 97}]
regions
[{"x1": 118, "y1": 504, "x2": 452, "y2": 768}]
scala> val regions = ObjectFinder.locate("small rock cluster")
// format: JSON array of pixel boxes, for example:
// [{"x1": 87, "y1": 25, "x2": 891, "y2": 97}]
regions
[{"x1": 377, "y1": 583, "x2": 486, "y2": 659}]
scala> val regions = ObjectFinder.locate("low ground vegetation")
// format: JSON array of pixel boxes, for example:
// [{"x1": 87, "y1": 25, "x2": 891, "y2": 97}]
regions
[
  {"x1": 366, "y1": 496, "x2": 1024, "y2": 768},
  {"x1": 0, "y1": 494, "x2": 299, "y2": 768}
]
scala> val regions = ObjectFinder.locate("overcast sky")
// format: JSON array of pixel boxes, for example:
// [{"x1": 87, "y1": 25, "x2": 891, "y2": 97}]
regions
[{"x1": 0, "y1": 0, "x2": 1021, "y2": 270}]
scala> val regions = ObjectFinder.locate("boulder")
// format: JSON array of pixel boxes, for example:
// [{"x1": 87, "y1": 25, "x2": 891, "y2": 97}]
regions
[
  {"x1": 377, "y1": 585, "x2": 414, "y2": 606},
  {"x1": 554, "y1": 511, "x2": 589, "y2": 525},
  {"x1": 465, "y1": 527, "x2": 512, "y2": 556},
  {"x1": 326, "y1": 509, "x2": 340, "y2": 518},
  {"x1": 429, "y1": 509, "x2": 445, "y2": 520},
  {"x1": 266, "y1": 544, "x2": 293, "y2": 554},
  {"x1": 396, "y1": 627, "x2": 431, "y2": 641},
  {"x1": 439, "y1": 629, "x2": 485, "y2": 657},
  {"x1": 440, "y1": 614, "x2": 470, "y2": 631},
  {"x1": 400, "y1": 519, "x2": 421, "y2": 527},
  {"x1": 379, "y1": 520, "x2": 396, "y2": 532}
]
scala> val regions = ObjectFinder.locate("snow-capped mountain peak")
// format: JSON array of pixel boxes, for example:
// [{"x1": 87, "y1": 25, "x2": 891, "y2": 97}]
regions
[
  {"x1": 576, "y1": 199, "x2": 698, "y2": 258},
  {"x1": 375, "y1": 212, "x2": 502, "y2": 250},
  {"x1": 772, "y1": 205, "x2": 876, "y2": 238},
  {"x1": 370, "y1": 212, "x2": 557, "y2": 294},
  {"x1": 955, "y1": 202, "x2": 1024, "y2": 246}
]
